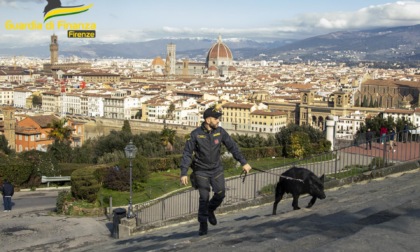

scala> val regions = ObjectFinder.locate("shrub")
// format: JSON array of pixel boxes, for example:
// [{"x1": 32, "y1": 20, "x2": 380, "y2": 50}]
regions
[
  {"x1": 56, "y1": 190, "x2": 71, "y2": 214},
  {"x1": 222, "y1": 156, "x2": 239, "y2": 171},
  {"x1": 21, "y1": 175, "x2": 41, "y2": 189},
  {"x1": 369, "y1": 157, "x2": 385, "y2": 169},
  {"x1": 0, "y1": 157, "x2": 32, "y2": 187},
  {"x1": 19, "y1": 150, "x2": 60, "y2": 176},
  {"x1": 240, "y1": 146, "x2": 283, "y2": 160},
  {"x1": 103, "y1": 166, "x2": 130, "y2": 191},
  {"x1": 71, "y1": 167, "x2": 101, "y2": 203}
]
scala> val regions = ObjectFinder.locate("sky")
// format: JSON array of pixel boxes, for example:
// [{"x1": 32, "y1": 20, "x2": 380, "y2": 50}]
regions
[{"x1": 1, "y1": 0, "x2": 420, "y2": 48}]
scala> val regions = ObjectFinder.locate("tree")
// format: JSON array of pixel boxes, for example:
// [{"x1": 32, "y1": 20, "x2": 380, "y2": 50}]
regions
[
  {"x1": 122, "y1": 120, "x2": 132, "y2": 135},
  {"x1": 19, "y1": 150, "x2": 59, "y2": 176},
  {"x1": 362, "y1": 95, "x2": 367, "y2": 107},
  {"x1": 166, "y1": 103, "x2": 175, "y2": 119},
  {"x1": 287, "y1": 131, "x2": 311, "y2": 159},
  {"x1": 48, "y1": 118, "x2": 73, "y2": 143},
  {"x1": 160, "y1": 126, "x2": 176, "y2": 153},
  {"x1": 0, "y1": 156, "x2": 32, "y2": 186},
  {"x1": 275, "y1": 123, "x2": 326, "y2": 157},
  {"x1": 135, "y1": 111, "x2": 142, "y2": 119},
  {"x1": 32, "y1": 94, "x2": 42, "y2": 108},
  {"x1": 0, "y1": 135, "x2": 12, "y2": 155},
  {"x1": 48, "y1": 141, "x2": 73, "y2": 163}
]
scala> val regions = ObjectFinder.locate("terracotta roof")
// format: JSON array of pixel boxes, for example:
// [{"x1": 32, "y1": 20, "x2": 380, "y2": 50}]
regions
[
  {"x1": 251, "y1": 110, "x2": 287, "y2": 116},
  {"x1": 363, "y1": 79, "x2": 420, "y2": 87},
  {"x1": 222, "y1": 103, "x2": 254, "y2": 109},
  {"x1": 383, "y1": 109, "x2": 414, "y2": 114},
  {"x1": 29, "y1": 115, "x2": 59, "y2": 128},
  {"x1": 207, "y1": 36, "x2": 233, "y2": 60}
]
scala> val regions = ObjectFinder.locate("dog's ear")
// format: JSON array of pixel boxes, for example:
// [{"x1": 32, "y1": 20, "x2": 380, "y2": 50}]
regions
[{"x1": 319, "y1": 174, "x2": 325, "y2": 183}]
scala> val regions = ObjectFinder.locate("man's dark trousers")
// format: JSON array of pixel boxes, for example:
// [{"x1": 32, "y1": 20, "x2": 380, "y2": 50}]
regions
[
  {"x1": 195, "y1": 168, "x2": 226, "y2": 223},
  {"x1": 3, "y1": 196, "x2": 12, "y2": 210}
]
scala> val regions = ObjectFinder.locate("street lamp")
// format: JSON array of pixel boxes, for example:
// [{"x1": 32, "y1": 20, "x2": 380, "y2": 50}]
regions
[{"x1": 124, "y1": 140, "x2": 137, "y2": 218}]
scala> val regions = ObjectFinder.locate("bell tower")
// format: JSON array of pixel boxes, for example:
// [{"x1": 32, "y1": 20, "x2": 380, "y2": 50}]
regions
[
  {"x1": 50, "y1": 34, "x2": 58, "y2": 65},
  {"x1": 2, "y1": 107, "x2": 16, "y2": 151},
  {"x1": 166, "y1": 43, "x2": 176, "y2": 75}
]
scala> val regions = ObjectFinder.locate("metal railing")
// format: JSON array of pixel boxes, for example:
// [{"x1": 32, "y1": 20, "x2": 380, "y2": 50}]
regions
[
  {"x1": 133, "y1": 131, "x2": 420, "y2": 226},
  {"x1": 41, "y1": 175, "x2": 71, "y2": 187}
]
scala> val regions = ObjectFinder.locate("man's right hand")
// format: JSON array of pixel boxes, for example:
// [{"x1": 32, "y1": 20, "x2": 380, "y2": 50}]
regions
[{"x1": 180, "y1": 176, "x2": 188, "y2": 186}]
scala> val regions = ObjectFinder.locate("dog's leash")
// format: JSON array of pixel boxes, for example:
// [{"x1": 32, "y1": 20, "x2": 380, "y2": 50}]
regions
[{"x1": 240, "y1": 167, "x2": 304, "y2": 183}]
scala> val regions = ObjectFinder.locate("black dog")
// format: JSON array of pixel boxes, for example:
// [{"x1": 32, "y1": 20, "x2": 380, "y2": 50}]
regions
[
  {"x1": 272, "y1": 167, "x2": 326, "y2": 215},
  {"x1": 44, "y1": 0, "x2": 62, "y2": 15}
]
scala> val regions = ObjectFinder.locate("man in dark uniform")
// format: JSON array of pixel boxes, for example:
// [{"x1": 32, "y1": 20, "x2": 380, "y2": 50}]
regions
[
  {"x1": 180, "y1": 106, "x2": 252, "y2": 236},
  {"x1": 365, "y1": 128, "x2": 373, "y2": 150},
  {"x1": 2, "y1": 179, "x2": 14, "y2": 212}
]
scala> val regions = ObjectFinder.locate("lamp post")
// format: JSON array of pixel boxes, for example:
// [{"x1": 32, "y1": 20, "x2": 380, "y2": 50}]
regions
[{"x1": 124, "y1": 140, "x2": 137, "y2": 218}]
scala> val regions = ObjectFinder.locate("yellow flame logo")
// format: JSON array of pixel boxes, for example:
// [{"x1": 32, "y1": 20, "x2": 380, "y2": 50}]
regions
[{"x1": 44, "y1": 3, "x2": 93, "y2": 23}]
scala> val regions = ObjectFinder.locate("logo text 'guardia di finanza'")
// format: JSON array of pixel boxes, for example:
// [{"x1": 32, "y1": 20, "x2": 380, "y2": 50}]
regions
[{"x1": 4, "y1": 0, "x2": 95, "y2": 33}]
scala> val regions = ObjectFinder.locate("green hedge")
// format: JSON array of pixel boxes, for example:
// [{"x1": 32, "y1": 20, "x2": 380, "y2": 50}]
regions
[
  {"x1": 0, "y1": 157, "x2": 32, "y2": 187},
  {"x1": 146, "y1": 155, "x2": 182, "y2": 172},
  {"x1": 241, "y1": 146, "x2": 283, "y2": 160},
  {"x1": 71, "y1": 167, "x2": 101, "y2": 203}
]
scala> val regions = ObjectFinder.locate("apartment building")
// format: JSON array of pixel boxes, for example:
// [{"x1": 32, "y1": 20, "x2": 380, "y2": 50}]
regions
[
  {"x1": 250, "y1": 109, "x2": 288, "y2": 133},
  {"x1": 13, "y1": 88, "x2": 33, "y2": 108},
  {"x1": 0, "y1": 69, "x2": 38, "y2": 83},
  {"x1": 0, "y1": 88, "x2": 14, "y2": 105},
  {"x1": 14, "y1": 115, "x2": 57, "y2": 152},
  {"x1": 104, "y1": 95, "x2": 125, "y2": 119},
  {"x1": 335, "y1": 111, "x2": 366, "y2": 140},
  {"x1": 63, "y1": 72, "x2": 120, "y2": 84},
  {"x1": 63, "y1": 93, "x2": 82, "y2": 115},
  {"x1": 42, "y1": 91, "x2": 61, "y2": 114},
  {"x1": 221, "y1": 102, "x2": 255, "y2": 131},
  {"x1": 124, "y1": 95, "x2": 141, "y2": 120},
  {"x1": 382, "y1": 108, "x2": 414, "y2": 125},
  {"x1": 142, "y1": 102, "x2": 170, "y2": 122},
  {"x1": 87, "y1": 94, "x2": 105, "y2": 117}
]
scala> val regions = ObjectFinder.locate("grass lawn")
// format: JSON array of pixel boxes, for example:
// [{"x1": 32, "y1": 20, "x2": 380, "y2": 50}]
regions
[
  {"x1": 98, "y1": 157, "x2": 295, "y2": 207},
  {"x1": 92, "y1": 155, "x2": 336, "y2": 208}
]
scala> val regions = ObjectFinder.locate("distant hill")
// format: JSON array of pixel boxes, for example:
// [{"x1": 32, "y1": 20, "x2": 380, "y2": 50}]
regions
[
  {"x1": 0, "y1": 25, "x2": 418, "y2": 63},
  {"x1": 0, "y1": 38, "x2": 288, "y2": 60},
  {"x1": 258, "y1": 24, "x2": 420, "y2": 63}
]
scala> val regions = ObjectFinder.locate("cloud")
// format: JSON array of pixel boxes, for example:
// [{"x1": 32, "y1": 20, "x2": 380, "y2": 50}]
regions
[
  {"x1": 0, "y1": 0, "x2": 44, "y2": 8},
  {"x1": 111, "y1": 1, "x2": 420, "y2": 42},
  {"x1": 286, "y1": 1, "x2": 420, "y2": 32},
  {"x1": 1, "y1": 1, "x2": 420, "y2": 48}
]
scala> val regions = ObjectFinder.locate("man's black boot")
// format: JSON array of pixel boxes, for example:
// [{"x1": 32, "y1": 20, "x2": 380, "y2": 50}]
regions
[
  {"x1": 198, "y1": 222, "x2": 208, "y2": 236},
  {"x1": 208, "y1": 210, "x2": 217, "y2": 225}
]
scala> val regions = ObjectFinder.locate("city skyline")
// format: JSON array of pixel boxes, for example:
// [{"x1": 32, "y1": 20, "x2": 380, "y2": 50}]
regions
[{"x1": 0, "y1": 0, "x2": 420, "y2": 48}]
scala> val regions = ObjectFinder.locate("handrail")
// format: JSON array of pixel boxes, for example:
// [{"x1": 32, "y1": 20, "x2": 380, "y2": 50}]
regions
[{"x1": 41, "y1": 176, "x2": 71, "y2": 187}]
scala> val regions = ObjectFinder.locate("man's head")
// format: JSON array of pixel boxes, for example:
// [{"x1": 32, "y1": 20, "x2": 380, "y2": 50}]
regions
[{"x1": 203, "y1": 107, "x2": 222, "y2": 129}]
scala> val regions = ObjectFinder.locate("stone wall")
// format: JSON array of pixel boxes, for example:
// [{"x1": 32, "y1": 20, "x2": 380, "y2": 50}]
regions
[{"x1": 81, "y1": 118, "x2": 273, "y2": 140}]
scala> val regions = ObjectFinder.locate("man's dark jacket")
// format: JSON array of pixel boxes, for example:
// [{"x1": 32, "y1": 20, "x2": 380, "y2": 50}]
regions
[
  {"x1": 180, "y1": 123, "x2": 247, "y2": 176},
  {"x1": 2, "y1": 181, "x2": 14, "y2": 196},
  {"x1": 366, "y1": 131, "x2": 374, "y2": 141}
]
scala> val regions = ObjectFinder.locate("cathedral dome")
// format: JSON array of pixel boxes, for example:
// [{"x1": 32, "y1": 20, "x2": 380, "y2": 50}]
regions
[
  {"x1": 206, "y1": 35, "x2": 233, "y2": 64},
  {"x1": 151, "y1": 56, "x2": 165, "y2": 67}
]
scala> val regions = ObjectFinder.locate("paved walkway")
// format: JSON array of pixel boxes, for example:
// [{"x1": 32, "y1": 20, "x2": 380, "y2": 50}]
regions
[
  {"x1": 76, "y1": 168, "x2": 420, "y2": 252},
  {"x1": 2, "y1": 169, "x2": 419, "y2": 251},
  {"x1": 343, "y1": 140, "x2": 420, "y2": 162}
]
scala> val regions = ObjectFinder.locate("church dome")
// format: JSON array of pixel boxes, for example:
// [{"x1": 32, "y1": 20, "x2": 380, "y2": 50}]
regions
[
  {"x1": 206, "y1": 35, "x2": 233, "y2": 63},
  {"x1": 151, "y1": 56, "x2": 165, "y2": 67}
]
